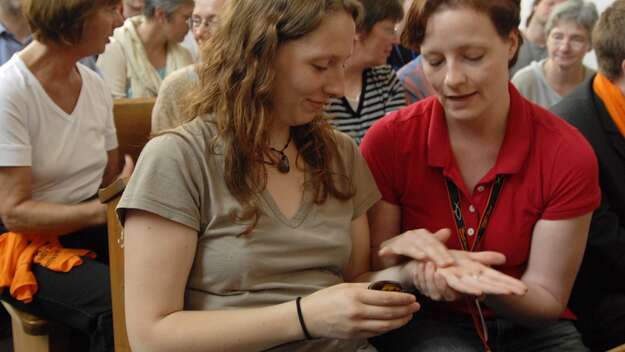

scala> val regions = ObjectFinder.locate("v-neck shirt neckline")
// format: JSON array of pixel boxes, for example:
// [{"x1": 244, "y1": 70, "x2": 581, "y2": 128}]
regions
[{"x1": 15, "y1": 55, "x2": 85, "y2": 120}]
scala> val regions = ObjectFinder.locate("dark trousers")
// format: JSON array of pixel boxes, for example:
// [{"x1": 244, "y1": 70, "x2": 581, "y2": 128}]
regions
[
  {"x1": 574, "y1": 293, "x2": 625, "y2": 351},
  {"x1": 1, "y1": 224, "x2": 114, "y2": 352},
  {"x1": 371, "y1": 296, "x2": 589, "y2": 352}
]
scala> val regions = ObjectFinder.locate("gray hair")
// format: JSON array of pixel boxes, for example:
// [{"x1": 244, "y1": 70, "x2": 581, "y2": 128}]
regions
[
  {"x1": 545, "y1": 0, "x2": 599, "y2": 43},
  {"x1": 144, "y1": 0, "x2": 193, "y2": 18}
]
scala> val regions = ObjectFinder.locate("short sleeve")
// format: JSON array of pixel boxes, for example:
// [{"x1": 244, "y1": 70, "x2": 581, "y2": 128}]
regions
[
  {"x1": 385, "y1": 69, "x2": 406, "y2": 112},
  {"x1": 117, "y1": 133, "x2": 204, "y2": 231},
  {"x1": 542, "y1": 133, "x2": 601, "y2": 220},
  {"x1": 360, "y1": 116, "x2": 399, "y2": 205},
  {"x1": 0, "y1": 80, "x2": 31, "y2": 166},
  {"x1": 337, "y1": 133, "x2": 381, "y2": 219}
]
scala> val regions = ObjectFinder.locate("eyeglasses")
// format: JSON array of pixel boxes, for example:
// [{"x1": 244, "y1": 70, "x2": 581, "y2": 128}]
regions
[
  {"x1": 188, "y1": 15, "x2": 218, "y2": 30},
  {"x1": 548, "y1": 33, "x2": 588, "y2": 51}
]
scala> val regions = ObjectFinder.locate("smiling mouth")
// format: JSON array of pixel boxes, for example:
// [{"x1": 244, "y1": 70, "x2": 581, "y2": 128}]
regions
[
  {"x1": 307, "y1": 99, "x2": 326, "y2": 109},
  {"x1": 446, "y1": 92, "x2": 476, "y2": 100}
]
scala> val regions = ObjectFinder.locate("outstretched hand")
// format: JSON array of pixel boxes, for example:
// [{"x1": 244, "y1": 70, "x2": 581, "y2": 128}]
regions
[
  {"x1": 378, "y1": 228, "x2": 455, "y2": 268},
  {"x1": 404, "y1": 250, "x2": 527, "y2": 301}
]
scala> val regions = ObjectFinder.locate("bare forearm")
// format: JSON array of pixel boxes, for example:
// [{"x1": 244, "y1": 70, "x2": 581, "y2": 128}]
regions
[
  {"x1": 129, "y1": 301, "x2": 304, "y2": 352},
  {"x1": 484, "y1": 281, "x2": 565, "y2": 327},
  {"x1": 2, "y1": 199, "x2": 105, "y2": 236}
]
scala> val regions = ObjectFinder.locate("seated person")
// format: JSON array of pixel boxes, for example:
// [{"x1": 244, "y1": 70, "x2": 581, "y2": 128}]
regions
[
  {"x1": 97, "y1": 0, "x2": 194, "y2": 98},
  {"x1": 512, "y1": 0, "x2": 597, "y2": 109},
  {"x1": 387, "y1": 0, "x2": 417, "y2": 70},
  {"x1": 117, "y1": 1, "x2": 525, "y2": 351},
  {"x1": 362, "y1": 0, "x2": 600, "y2": 350},
  {"x1": 510, "y1": 0, "x2": 566, "y2": 76},
  {"x1": 326, "y1": 0, "x2": 406, "y2": 144},
  {"x1": 0, "y1": 0, "x2": 131, "y2": 350},
  {"x1": 151, "y1": 0, "x2": 226, "y2": 133},
  {"x1": 397, "y1": 55, "x2": 435, "y2": 104},
  {"x1": 122, "y1": 0, "x2": 144, "y2": 18},
  {"x1": 551, "y1": 1, "x2": 625, "y2": 349},
  {"x1": 0, "y1": 0, "x2": 99, "y2": 70}
]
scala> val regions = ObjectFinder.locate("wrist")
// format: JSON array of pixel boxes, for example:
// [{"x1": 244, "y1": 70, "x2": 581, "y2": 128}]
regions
[
  {"x1": 398, "y1": 261, "x2": 415, "y2": 289},
  {"x1": 296, "y1": 297, "x2": 313, "y2": 340},
  {"x1": 88, "y1": 200, "x2": 107, "y2": 225}
]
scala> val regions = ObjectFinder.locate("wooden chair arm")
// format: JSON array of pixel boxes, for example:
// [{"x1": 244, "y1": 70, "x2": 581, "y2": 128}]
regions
[
  {"x1": 0, "y1": 299, "x2": 49, "y2": 336},
  {"x1": 98, "y1": 178, "x2": 128, "y2": 204}
]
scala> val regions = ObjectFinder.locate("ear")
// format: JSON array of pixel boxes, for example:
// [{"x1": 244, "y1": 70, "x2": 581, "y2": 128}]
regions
[{"x1": 507, "y1": 30, "x2": 520, "y2": 61}]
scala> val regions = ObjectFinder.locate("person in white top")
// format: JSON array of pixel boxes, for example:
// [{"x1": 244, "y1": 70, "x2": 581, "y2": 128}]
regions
[
  {"x1": 512, "y1": 0, "x2": 598, "y2": 108},
  {"x1": 97, "y1": 0, "x2": 194, "y2": 98},
  {"x1": 0, "y1": 1, "x2": 131, "y2": 351}
]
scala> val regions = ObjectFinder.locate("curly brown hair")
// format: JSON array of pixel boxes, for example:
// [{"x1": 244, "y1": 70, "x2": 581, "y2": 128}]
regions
[{"x1": 187, "y1": 0, "x2": 363, "y2": 232}]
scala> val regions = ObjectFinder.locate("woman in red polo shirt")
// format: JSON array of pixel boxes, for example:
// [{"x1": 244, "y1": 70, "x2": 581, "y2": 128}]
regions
[{"x1": 361, "y1": 0, "x2": 601, "y2": 351}]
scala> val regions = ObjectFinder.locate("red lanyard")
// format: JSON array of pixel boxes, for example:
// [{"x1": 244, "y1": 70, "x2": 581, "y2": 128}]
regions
[{"x1": 445, "y1": 175, "x2": 505, "y2": 352}]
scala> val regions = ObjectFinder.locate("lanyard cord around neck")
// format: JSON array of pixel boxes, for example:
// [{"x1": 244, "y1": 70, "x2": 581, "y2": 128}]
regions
[{"x1": 444, "y1": 174, "x2": 506, "y2": 352}]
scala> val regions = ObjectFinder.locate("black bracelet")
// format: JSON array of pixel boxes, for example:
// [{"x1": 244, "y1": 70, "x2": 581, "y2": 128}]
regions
[{"x1": 295, "y1": 297, "x2": 312, "y2": 340}]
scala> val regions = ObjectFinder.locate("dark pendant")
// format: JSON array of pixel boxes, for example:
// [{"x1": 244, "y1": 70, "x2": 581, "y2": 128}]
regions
[{"x1": 277, "y1": 154, "x2": 290, "y2": 173}]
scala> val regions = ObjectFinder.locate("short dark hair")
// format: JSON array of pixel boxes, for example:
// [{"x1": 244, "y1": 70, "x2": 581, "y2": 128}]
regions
[
  {"x1": 402, "y1": 0, "x2": 522, "y2": 67},
  {"x1": 592, "y1": 0, "x2": 625, "y2": 81},
  {"x1": 23, "y1": 0, "x2": 120, "y2": 45},
  {"x1": 356, "y1": 0, "x2": 404, "y2": 33}
]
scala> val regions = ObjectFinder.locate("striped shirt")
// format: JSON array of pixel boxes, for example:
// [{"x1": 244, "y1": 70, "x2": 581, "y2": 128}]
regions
[{"x1": 326, "y1": 65, "x2": 405, "y2": 144}]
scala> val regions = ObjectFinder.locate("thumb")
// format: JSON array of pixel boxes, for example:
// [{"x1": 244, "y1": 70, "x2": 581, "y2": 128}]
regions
[
  {"x1": 120, "y1": 154, "x2": 134, "y2": 178},
  {"x1": 432, "y1": 228, "x2": 451, "y2": 243}
]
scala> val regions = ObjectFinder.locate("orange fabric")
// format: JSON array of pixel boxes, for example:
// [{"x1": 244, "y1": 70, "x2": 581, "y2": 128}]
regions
[
  {"x1": 593, "y1": 73, "x2": 625, "y2": 137},
  {"x1": 0, "y1": 232, "x2": 95, "y2": 303}
]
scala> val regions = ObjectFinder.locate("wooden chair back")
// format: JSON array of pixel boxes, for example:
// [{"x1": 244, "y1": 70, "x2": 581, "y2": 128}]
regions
[
  {"x1": 98, "y1": 179, "x2": 130, "y2": 352},
  {"x1": 98, "y1": 97, "x2": 154, "y2": 352},
  {"x1": 112, "y1": 98, "x2": 155, "y2": 163}
]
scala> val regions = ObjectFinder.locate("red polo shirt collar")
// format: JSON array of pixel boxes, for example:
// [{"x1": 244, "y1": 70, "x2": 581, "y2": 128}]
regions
[{"x1": 426, "y1": 84, "x2": 531, "y2": 190}]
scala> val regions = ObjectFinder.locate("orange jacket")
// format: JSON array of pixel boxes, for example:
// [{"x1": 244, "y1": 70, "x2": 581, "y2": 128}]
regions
[{"x1": 0, "y1": 232, "x2": 95, "y2": 303}]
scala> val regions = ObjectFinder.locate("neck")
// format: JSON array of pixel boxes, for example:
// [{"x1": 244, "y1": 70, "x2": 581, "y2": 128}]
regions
[
  {"x1": 268, "y1": 121, "x2": 291, "y2": 150},
  {"x1": 524, "y1": 20, "x2": 547, "y2": 47},
  {"x1": 616, "y1": 75, "x2": 625, "y2": 98},
  {"x1": 0, "y1": 6, "x2": 30, "y2": 43},
  {"x1": 136, "y1": 19, "x2": 168, "y2": 53},
  {"x1": 19, "y1": 41, "x2": 81, "y2": 80},
  {"x1": 344, "y1": 57, "x2": 367, "y2": 98},
  {"x1": 544, "y1": 59, "x2": 585, "y2": 86}
]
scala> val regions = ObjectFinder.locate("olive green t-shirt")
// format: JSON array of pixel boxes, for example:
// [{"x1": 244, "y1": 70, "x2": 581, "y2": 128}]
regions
[{"x1": 117, "y1": 116, "x2": 381, "y2": 351}]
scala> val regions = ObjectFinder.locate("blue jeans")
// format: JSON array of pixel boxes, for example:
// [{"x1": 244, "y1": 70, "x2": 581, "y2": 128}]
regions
[
  {"x1": 1, "y1": 224, "x2": 113, "y2": 352},
  {"x1": 372, "y1": 306, "x2": 589, "y2": 351}
]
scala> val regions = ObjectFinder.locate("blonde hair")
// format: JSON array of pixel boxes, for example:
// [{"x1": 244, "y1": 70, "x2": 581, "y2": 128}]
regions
[{"x1": 187, "y1": 0, "x2": 363, "y2": 232}]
